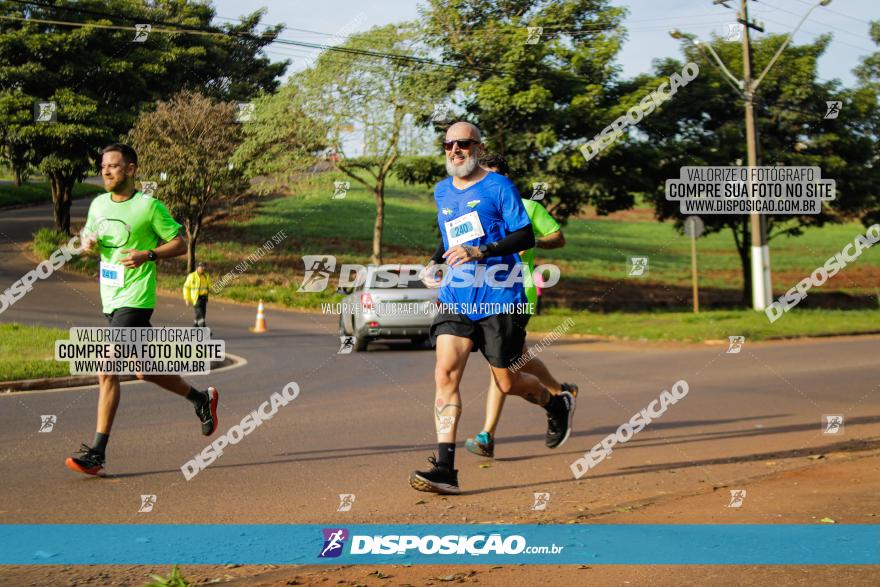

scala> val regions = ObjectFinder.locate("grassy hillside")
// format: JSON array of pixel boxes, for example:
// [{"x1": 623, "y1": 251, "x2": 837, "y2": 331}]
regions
[{"x1": 27, "y1": 172, "x2": 880, "y2": 342}]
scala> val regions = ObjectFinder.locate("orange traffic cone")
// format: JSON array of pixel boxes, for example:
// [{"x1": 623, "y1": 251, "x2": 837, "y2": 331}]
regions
[{"x1": 250, "y1": 299, "x2": 268, "y2": 333}]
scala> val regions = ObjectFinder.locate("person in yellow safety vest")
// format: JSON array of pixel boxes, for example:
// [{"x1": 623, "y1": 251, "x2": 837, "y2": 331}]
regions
[{"x1": 183, "y1": 262, "x2": 211, "y2": 327}]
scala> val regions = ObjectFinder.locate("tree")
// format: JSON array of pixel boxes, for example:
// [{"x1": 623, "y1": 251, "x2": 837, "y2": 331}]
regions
[
  {"x1": 232, "y1": 88, "x2": 329, "y2": 195},
  {"x1": 626, "y1": 34, "x2": 878, "y2": 303},
  {"x1": 0, "y1": 91, "x2": 37, "y2": 185},
  {"x1": 394, "y1": 155, "x2": 446, "y2": 188},
  {"x1": 0, "y1": 0, "x2": 287, "y2": 233},
  {"x1": 421, "y1": 0, "x2": 632, "y2": 220},
  {"x1": 129, "y1": 91, "x2": 249, "y2": 272},
  {"x1": 851, "y1": 20, "x2": 880, "y2": 226},
  {"x1": 288, "y1": 23, "x2": 449, "y2": 264}
]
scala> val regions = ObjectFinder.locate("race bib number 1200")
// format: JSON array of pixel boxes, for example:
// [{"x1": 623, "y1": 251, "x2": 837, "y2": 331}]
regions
[{"x1": 444, "y1": 211, "x2": 485, "y2": 247}]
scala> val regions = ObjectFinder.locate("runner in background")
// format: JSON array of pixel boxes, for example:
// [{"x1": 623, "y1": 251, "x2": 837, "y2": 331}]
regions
[
  {"x1": 183, "y1": 262, "x2": 211, "y2": 328},
  {"x1": 463, "y1": 152, "x2": 578, "y2": 459}
]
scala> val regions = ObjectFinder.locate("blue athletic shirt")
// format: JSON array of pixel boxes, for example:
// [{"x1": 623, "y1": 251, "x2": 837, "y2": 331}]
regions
[{"x1": 434, "y1": 171, "x2": 531, "y2": 320}]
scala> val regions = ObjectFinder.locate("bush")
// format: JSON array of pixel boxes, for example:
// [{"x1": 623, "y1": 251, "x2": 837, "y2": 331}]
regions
[
  {"x1": 31, "y1": 228, "x2": 97, "y2": 274},
  {"x1": 32, "y1": 228, "x2": 68, "y2": 258}
]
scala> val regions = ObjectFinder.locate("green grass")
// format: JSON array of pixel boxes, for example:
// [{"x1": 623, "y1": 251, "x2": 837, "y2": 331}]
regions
[
  {"x1": 223, "y1": 174, "x2": 440, "y2": 256},
  {"x1": 145, "y1": 566, "x2": 194, "y2": 587},
  {"x1": 0, "y1": 181, "x2": 102, "y2": 208},
  {"x1": 0, "y1": 323, "x2": 70, "y2": 381},
  {"x1": 27, "y1": 173, "x2": 880, "y2": 342},
  {"x1": 229, "y1": 174, "x2": 879, "y2": 294},
  {"x1": 33, "y1": 228, "x2": 98, "y2": 273},
  {"x1": 528, "y1": 308, "x2": 880, "y2": 342},
  {"x1": 546, "y1": 217, "x2": 880, "y2": 293}
]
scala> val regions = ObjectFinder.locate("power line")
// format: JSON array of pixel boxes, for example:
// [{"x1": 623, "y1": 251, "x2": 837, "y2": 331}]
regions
[
  {"x1": 212, "y1": 9, "x2": 790, "y2": 40},
  {"x1": 789, "y1": 0, "x2": 878, "y2": 26},
  {"x1": 0, "y1": 7, "x2": 512, "y2": 79},
  {"x1": 759, "y1": 0, "x2": 877, "y2": 43},
  {"x1": 0, "y1": 2, "x2": 630, "y2": 87},
  {"x1": 758, "y1": 14, "x2": 874, "y2": 52},
  {"x1": 4, "y1": 0, "x2": 864, "y2": 117}
]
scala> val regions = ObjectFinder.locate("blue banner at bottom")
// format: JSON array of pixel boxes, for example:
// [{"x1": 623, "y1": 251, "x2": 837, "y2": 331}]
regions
[{"x1": 1, "y1": 524, "x2": 877, "y2": 565}]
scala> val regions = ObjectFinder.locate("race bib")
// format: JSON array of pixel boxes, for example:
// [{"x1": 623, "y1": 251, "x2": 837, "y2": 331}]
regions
[
  {"x1": 100, "y1": 262, "x2": 125, "y2": 288},
  {"x1": 444, "y1": 211, "x2": 485, "y2": 247}
]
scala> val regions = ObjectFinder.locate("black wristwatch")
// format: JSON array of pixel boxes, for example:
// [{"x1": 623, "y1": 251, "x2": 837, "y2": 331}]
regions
[
  {"x1": 147, "y1": 250, "x2": 158, "y2": 262},
  {"x1": 478, "y1": 243, "x2": 493, "y2": 256}
]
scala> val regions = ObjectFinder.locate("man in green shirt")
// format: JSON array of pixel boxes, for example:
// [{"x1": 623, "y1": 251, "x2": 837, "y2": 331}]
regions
[
  {"x1": 65, "y1": 144, "x2": 220, "y2": 476},
  {"x1": 465, "y1": 153, "x2": 578, "y2": 458}
]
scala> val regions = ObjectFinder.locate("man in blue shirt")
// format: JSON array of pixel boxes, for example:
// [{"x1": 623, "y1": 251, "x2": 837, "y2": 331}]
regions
[{"x1": 409, "y1": 122, "x2": 576, "y2": 495}]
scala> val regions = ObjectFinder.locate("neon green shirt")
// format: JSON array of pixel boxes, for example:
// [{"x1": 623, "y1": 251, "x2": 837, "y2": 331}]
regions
[
  {"x1": 84, "y1": 191, "x2": 182, "y2": 314},
  {"x1": 521, "y1": 199, "x2": 561, "y2": 313}
]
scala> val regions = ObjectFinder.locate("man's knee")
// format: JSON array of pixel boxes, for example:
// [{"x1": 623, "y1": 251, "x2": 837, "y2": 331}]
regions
[
  {"x1": 434, "y1": 365, "x2": 461, "y2": 390},
  {"x1": 492, "y1": 369, "x2": 515, "y2": 394}
]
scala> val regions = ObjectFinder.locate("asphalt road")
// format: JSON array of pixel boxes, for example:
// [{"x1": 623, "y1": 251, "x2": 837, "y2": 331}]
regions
[{"x1": 1, "y1": 199, "x2": 879, "y2": 530}]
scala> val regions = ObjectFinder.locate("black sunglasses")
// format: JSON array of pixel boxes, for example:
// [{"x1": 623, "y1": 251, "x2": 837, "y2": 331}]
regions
[{"x1": 443, "y1": 139, "x2": 478, "y2": 151}]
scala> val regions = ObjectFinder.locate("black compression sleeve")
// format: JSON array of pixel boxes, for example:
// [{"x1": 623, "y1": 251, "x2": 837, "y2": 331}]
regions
[
  {"x1": 431, "y1": 241, "x2": 445, "y2": 264},
  {"x1": 484, "y1": 224, "x2": 534, "y2": 257}
]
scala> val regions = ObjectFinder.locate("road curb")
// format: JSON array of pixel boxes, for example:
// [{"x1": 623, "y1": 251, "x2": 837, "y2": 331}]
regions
[{"x1": 0, "y1": 353, "x2": 247, "y2": 393}]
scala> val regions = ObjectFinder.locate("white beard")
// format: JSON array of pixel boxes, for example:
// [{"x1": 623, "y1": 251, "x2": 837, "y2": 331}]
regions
[{"x1": 446, "y1": 154, "x2": 478, "y2": 178}]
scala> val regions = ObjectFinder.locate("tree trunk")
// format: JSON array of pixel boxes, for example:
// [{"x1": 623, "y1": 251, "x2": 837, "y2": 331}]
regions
[
  {"x1": 50, "y1": 175, "x2": 73, "y2": 235},
  {"x1": 371, "y1": 177, "x2": 385, "y2": 266},
  {"x1": 13, "y1": 167, "x2": 22, "y2": 187},
  {"x1": 733, "y1": 218, "x2": 751, "y2": 306},
  {"x1": 185, "y1": 221, "x2": 199, "y2": 274}
]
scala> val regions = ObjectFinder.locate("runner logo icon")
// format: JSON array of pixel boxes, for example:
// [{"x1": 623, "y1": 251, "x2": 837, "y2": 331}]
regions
[
  {"x1": 726, "y1": 336, "x2": 745, "y2": 354},
  {"x1": 824, "y1": 101, "x2": 842, "y2": 120},
  {"x1": 531, "y1": 492, "x2": 550, "y2": 511},
  {"x1": 138, "y1": 495, "x2": 157, "y2": 513},
  {"x1": 337, "y1": 494, "x2": 356, "y2": 512},
  {"x1": 823, "y1": 415, "x2": 844, "y2": 435},
  {"x1": 525, "y1": 26, "x2": 542, "y2": 44},
  {"x1": 725, "y1": 23, "x2": 742, "y2": 42},
  {"x1": 133, "y1": 24, "x2": 151, "y2": 42},
  {"x1": 530, "y1": 182, "x2": 548, "y2": 201},
  {"x1": 35, "y1": 101, "x2": 57, "y2": 123},
  {"x1": 38, "y1": 415, "x2": 57, "y2": 433},
  {"x1": 319, "y1": 528, "x2": 349, "y2": 558},
  {"x1": 332, "y1": 181, "x2": 350, "y2": 200},
  {"x1": 628, "y1": 256, "x2": 649, "y2": 277},
  {"x1": 727, "y1": 490, "x2": 746, "y2": 508},
  {"x1": 338, "y1": 336, "x2": 354, "y2": 354},
  {"x1": 298, "y1": 256, "x2": 337, "y2": 292}
]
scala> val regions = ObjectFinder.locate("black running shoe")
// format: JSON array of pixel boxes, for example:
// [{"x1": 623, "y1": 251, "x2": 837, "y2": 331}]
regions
[
  {"x1": 196, "y1": 387, "x2": 219, "y2": 436},
  {"x1": 65, "y1": 444, "x2": 105, "y2": 476},
  {"x1": 546, "y1": 390, "x2": 576, "y2": 449},
  {"x1": 409, "y1": 455, "x2": 460, "y2": 495}
]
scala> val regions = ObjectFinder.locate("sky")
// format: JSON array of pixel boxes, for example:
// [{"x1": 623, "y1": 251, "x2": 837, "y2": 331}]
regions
[{"x1": 211, "y1": 0, "x2": 878, "y2": 88}]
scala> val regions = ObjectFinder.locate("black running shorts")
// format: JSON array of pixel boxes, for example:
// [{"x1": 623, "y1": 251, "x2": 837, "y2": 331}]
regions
[
  {"x1": 430, "y1": 311, "x2": 529, "y2": 368},
  {"x1": 104, "y1": 307, "x2": 153, "y2": 327}
]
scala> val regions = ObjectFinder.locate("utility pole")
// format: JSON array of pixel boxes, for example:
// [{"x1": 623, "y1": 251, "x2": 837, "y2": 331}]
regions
[
  {"x1": 739, "y1": 0, "x2": 772, "y2": 310},
  {"x1": 670, "y1": 0, "x2": 831, "y2": 311}
]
